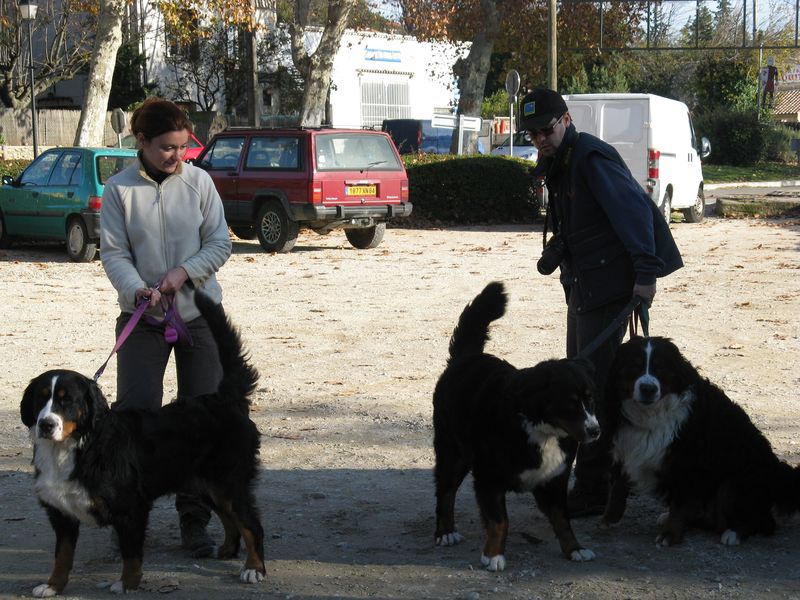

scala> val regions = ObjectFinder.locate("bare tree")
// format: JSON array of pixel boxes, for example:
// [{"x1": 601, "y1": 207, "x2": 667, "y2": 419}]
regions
[
  {"x1": 450, "y1": 0, "x2": 500, "y2": 152},
  {"x1": 74, "y1": 0, "x2": 127, "y2": 146},
  {"x1": 0, "y1": 0, "x2": 94, "y2": 109},
  {"x1": 290, "y1": 0, "x2": 357, "y2": 126}
]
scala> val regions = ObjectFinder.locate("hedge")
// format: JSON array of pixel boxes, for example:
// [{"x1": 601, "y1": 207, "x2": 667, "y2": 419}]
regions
[
  {"x1": 402, "y1": 154, "x2": 539, "y2": 224},
  {"x1": 2, "y1": 155, "x2": 541, "y2": 225}
]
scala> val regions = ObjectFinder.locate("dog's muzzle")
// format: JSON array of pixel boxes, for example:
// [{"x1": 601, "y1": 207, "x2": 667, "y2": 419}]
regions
[
  {"x1": 634, "y1": 375, "x2": 661, "y2": 405},
  {"x1": 584, "y1": 418, "x2": 601, "y2": 443},
  {"x1": 37, "y1": 417, "x2": 59, "y2": 440}
]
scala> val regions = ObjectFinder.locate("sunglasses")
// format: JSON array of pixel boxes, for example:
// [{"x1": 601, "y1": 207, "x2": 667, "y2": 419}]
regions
[{"x1": 529, "y1": 113, "x2": 564, "y2": 137}]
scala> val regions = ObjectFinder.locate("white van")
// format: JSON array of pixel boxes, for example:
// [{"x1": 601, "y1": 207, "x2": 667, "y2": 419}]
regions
[{"x1": 563, "y1": 93, "x2": 711, "y2": 223}]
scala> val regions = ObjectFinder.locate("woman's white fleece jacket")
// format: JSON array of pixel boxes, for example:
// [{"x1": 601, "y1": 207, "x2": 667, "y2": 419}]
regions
[{"x1": 100, "y1": 159, "x2": 232, "y2": 322}]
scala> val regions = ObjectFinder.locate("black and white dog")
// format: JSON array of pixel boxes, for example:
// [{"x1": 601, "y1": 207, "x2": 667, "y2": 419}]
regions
[
  {"x1": 603, "y1": 336, "x2": 800, "y2": 546},
  {"x1": 433, "y1": 282, "x2": 600, "y2": 571},
  {"x1": 20, "y1": 292, "x2": 265, "y2": 596}
]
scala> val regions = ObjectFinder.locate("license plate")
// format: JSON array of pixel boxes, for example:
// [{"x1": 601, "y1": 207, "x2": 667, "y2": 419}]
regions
[{"x1": 346, "y1": 185, "x2": 376, "y2": 196}]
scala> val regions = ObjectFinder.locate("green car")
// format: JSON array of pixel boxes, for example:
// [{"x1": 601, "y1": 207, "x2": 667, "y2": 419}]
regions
[{"x1": 0, "y1": 147, "x2": 138, "y2": 262}]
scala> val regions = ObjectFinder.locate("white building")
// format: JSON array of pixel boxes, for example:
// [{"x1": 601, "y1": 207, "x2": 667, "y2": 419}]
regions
[
  {"x1": 44, "y1": 1, "x2": 465, "y2": 130},
  {"x1": 319, "y1": 30, "x2": 464, "y2": 128}
]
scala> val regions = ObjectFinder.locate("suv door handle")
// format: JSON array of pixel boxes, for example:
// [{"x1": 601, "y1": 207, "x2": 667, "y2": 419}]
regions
[{"x1": 226, "y1": 172, "x2": 238, "y2": 177}]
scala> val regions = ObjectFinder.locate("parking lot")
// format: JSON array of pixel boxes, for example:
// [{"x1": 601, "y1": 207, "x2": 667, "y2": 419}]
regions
[{"x1": 1, "y1": 216, "x2": 798, "y2": 599}]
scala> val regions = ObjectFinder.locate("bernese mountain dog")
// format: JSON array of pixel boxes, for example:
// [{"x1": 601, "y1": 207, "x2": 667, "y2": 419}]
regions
[
  {"x1": 603, "y1": 335, "x2": 800, "y2": 546},
  {"x1": 433, "y1": 281, "x2": 600, "y2": 571},
  {"x1": 19, "y1": 292, "x2": 266, "y2": 596}
]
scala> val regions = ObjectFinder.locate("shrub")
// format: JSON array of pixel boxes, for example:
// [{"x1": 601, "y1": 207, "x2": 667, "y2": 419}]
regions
[
  {"x1": 694, "y1": 109, "x2": 765, "y2": 166},
  {"x1": 403, "y1": 154, "x2": 539, "y2": 224},
  {"x1": 0, "y1": 159, "x2": 31, "y2": 180},
  {"x1": 762, "y1": 123, "x2": 797, "y2": 163}
]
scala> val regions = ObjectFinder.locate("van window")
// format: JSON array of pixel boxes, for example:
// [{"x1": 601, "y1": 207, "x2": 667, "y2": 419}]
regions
[{"x1": 601, "y1": 104, "x2": 644, "y2": 143}]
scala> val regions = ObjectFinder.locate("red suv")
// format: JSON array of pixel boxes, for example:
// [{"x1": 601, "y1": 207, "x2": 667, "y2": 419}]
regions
[{"x1": 196, "y1": 128, "x2": 412, "y2": 252}]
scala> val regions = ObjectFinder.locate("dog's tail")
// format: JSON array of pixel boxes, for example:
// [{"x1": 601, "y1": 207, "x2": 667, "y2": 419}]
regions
[
  {"x1": 194, "y1": 291, "x2": 259, "y2": 413},
  {"x1": 448, "y1": 281, "x2": 507, "y2": 361}
]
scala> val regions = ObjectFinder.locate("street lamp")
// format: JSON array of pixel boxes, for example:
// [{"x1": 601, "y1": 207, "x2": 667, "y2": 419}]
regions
[{"x1": 19, "y1": 0, "x2": 38, "y2": 159}]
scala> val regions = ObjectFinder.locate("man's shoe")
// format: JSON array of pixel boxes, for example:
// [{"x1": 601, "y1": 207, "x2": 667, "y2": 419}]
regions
[
  {"x1": 567, "y1": 488, "x2": 606, "y2": 518},
  {"x1": 180, "y1": 519, "x2": 216, "y2": 558}
]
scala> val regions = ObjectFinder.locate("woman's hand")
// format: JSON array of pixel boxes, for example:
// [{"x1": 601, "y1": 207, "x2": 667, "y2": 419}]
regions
[
  {"x1": 135, "y1": 286, "x2": 161, "y2": 308},
  {"x1": 157, "y1": 267, "x2": 189, "y2": 295}
]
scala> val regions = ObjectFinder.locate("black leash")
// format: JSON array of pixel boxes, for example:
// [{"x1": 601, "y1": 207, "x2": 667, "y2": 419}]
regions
[{"x1": 576, "y1": 296, "x2": 650, "y2": 360}]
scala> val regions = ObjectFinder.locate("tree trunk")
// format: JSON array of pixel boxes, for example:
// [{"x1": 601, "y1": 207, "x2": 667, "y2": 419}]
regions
[
  {"x1": 292, "y1": 0, "x2": 357, "y2": 127},
  {"x1": 74, "y1": 0, "x2": 126, "y2": 147},
  {"x1": 451, "y1": 0, "x2": 500, "y2": 153}
]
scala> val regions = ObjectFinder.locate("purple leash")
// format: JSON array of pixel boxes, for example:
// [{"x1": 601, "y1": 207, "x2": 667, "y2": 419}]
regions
[
  {"x1": 93, "y1": 293, "x2": 193, "y2": 382},
  {"x1": 93, "y1": 299, "x2": 149, "y2": 382},
  {"x1": 144, "y1": 294, "x2": 193, "y2": 346}
]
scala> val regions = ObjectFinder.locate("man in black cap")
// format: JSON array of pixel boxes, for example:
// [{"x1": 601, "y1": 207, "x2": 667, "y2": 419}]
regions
[{"x1": 520, "y1": 87, "x2": 684, "y2": 516}]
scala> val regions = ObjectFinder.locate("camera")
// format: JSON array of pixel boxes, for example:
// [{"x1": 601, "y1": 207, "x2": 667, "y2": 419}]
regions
[{"x1": 537, "y1": 235, "x2": 565, "y2": 275}]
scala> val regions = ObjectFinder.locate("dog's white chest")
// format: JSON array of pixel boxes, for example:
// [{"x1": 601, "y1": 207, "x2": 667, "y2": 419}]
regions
[
  {"x1": 614, "y1": 391, "x2": 693, "y2": 495},
  {"x1": 517, "y1": 421, "x2": 567, "y2": 490},
  {"x1": 33, "y1": 438, "x2": 97, "y2": 525}
]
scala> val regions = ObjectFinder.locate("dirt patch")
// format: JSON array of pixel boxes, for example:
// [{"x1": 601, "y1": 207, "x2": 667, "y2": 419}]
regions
[{"x1": 1, "y1": 216, "x2": 799, "y2": 599}]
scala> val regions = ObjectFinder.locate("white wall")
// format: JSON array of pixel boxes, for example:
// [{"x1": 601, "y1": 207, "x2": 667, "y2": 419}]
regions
[{"x1": 325, "y1": 30, "x2": 463, "y2": 128}]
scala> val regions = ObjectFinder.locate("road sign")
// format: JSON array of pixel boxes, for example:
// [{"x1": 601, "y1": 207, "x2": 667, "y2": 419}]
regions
[
  {"x1": 111, "y1": 108, "x2": 126, "y2": 134},
  {"x1": 459, "y1": 115, "x2": 482, "y2": 132},
  {"x1": 431, "y1": 114, "x2": 457, "y2": 129},
  {"x1": 505, "y1": 70, "x2": 520, "y2": 100}
]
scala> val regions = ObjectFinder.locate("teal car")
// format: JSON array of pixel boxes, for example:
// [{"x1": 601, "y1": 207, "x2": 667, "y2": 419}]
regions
[{"x1": 0, "y1": 147, "x2": 137, "y2": 262}]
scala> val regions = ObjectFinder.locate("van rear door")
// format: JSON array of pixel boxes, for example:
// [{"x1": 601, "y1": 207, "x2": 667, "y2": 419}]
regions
[{"x1": 567, "y1": 98, "x2": 649, "y2": 187}]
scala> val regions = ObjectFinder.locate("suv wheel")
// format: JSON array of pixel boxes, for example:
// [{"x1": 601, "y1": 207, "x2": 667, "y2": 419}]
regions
[
  {"x1": 66, "y1": 218, "x2": 97, "y2": 262},
  {"x1": 682, "y1": 187, "x2": 705, "y2": 223},
  {"x1": 256, "y1": 201, "x2": 299, "y2": 253},
  {"x1": 231, "y1": 226, "x2": 256, "y2": 240},
  {"x1": 345, "y1": 222, "x2": 386, "y2": 249}
]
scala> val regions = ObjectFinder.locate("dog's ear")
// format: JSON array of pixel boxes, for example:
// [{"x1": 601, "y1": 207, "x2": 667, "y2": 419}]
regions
[
  {"x1": 86, "y1": 379, "x2": 110, "y2": 429},
  {"x1": 20, "y1": 378, "x2": 40, "y2": 427}
]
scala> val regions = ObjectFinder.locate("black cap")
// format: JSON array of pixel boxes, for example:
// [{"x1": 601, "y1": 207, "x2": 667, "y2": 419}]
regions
[{"x1": 519, "y1": 88, "x2": 568, "y2": 131}]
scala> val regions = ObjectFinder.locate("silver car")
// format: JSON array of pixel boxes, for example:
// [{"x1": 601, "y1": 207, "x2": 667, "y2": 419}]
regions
[{"x1": 491, "y1": 131, "x2": 538, "y2": 162}]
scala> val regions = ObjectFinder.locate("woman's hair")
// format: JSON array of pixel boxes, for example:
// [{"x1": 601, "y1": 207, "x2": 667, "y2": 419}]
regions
[{"x1": 130, "y1": 97, "x2": 193, "y2": 140}]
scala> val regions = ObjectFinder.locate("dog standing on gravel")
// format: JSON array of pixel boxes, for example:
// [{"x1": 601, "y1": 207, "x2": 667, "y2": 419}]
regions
[
  {"x1": 432, "y1": 281, "x2": 601, "y2": 571},
  {"x1": 20, "y1": 292, "x2": 266, "y2": 596},
  {"x1": 602, "y1": 336, "x2": 800, "y2": 546}
]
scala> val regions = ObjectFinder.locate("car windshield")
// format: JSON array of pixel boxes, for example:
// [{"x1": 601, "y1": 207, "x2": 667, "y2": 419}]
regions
[{"x1": 315, "y1": 133, "x2": 403, "y2": 172}]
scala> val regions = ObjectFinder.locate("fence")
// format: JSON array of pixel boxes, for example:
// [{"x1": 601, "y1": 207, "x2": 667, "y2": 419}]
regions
[{"x1": 0, "y1": 109, "x2": 225, "y2": 160}]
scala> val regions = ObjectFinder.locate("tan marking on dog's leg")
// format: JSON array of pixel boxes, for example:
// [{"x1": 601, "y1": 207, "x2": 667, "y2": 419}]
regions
[
  {"x1": 47, "y1": 538, "x2": 76, "y2": 593},
  {"x1": 120, "y1": 557, "x2": 143, "y2": 591},
  {"x1": 548, "y1": 508, "x2": 581, "y2": 557},
  {"x1": 482, "y1": 518, "x2": 508, "y2": 559},
  {"x1": 216, "y1": 504, "x2": 241, "y2": 559},
  {"x1": 240, "y1": 528, "x2": 266, "y2": 574}
]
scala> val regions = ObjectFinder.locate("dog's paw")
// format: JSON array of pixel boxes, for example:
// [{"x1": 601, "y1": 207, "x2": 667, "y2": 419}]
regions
[
  {"x1": 720, "y1": 529, "x2": 741, "y2": 546},
  {"x1": 435, "y1": 531, "x2": 464, "y2": 546},
  {"x1": 109, "y1": 580, "x2": 125, "y2": 594},
  {"x1": 31, "y1": 584, "x2": 58, "y2": 598},
  {"x1": 480, "y1": 553, "x2": 506, "y2": 572},
  {"x1": 655, "y1": 532, "x2": 679, "y2": 547},
  {"x1": 239, "y1": 568, "x2": 265, "y2": 584},
  {"x1": 570, "y1": 548, "x2": 596, "y2": 562}
]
